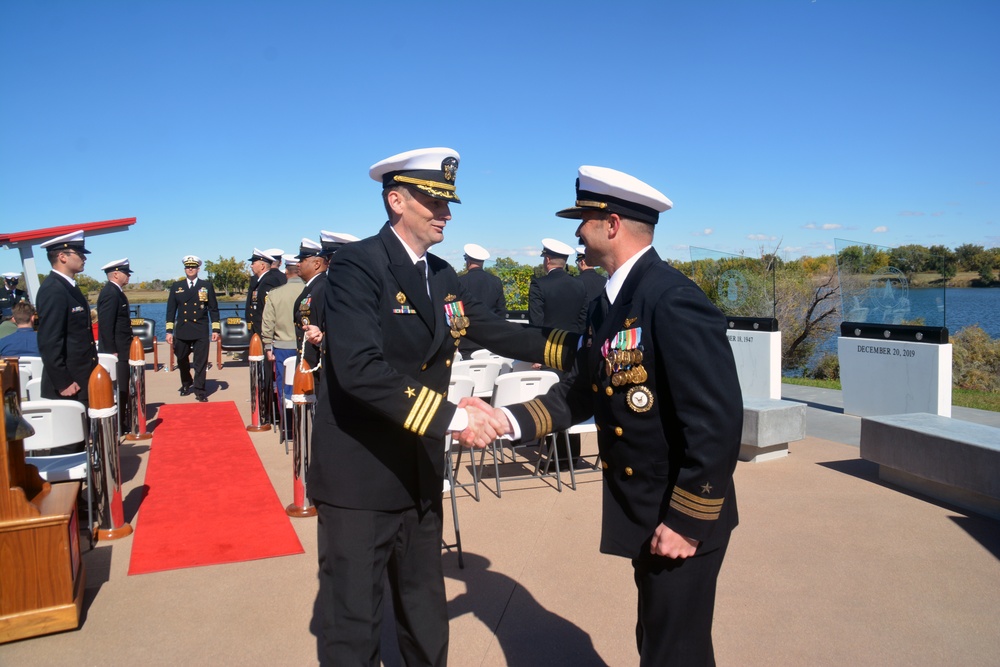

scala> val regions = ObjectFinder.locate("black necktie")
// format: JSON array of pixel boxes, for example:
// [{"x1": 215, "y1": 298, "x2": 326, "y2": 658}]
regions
[{"x1": 415, "y1": 260, "x2": 428, "y2": 296}]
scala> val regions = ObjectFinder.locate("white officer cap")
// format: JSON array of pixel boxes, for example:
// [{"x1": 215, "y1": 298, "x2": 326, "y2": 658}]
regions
[
  {"x1": 463, "y1": 243, "x2": 490, "y2": 262},
  {"x1": 40, "y1": 230, "x2": 90, "y2": 254},
  {"x1": 264, "y1": 248, "x2": 284, "y2": 260},
  {"x1": 369, "y1": 147, "x2": 462, "y2": 203},
  {"x1": 101, "y1": 258, "x2": 133, "y2": 274},
  {"x1": 320, "y1": 231, "x2": 360, "y2": 254},
  {"x1": 575, "y1": 246, "x2": 587, "y2": 260},
  {"x1": 295, "y1": 238, "x2": 326, "y2": 260},
  {"x1": 2, "y1": 272, "x2": 20, "y2": 280},
  {"x1": 183, "y1": 255, "x2": 202, "y2": 268},
  {"x1": 540, "y1": 238, "x2": 576, "y2": 259},
  {"x1": 247, "y1": 248, "x2": 275, "y2": 263},
  {"x1": 556, "y1": 165, "x2": 673, "y2": 225},
  {"x1": 282, "y1": 254, "x2": 299, "y2": 266}
]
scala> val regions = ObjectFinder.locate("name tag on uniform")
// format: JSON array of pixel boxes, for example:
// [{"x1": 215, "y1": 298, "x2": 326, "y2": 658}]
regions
[{"x1": 71, "y1": 306, "x2": 85, "y2": 313}]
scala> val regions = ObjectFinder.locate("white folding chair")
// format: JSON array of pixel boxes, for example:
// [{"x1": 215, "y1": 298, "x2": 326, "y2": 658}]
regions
[
  {"x1": 482, "y1": 370, "x2": 561, "y2": 496},
  {"x1": 278, "y1": 356, "x2": 297, "y2": 453},
  {"x1": 469, "y1": 348, "x2": 514, "y2": 374},
  {"x1": 556, "y1": 418, "x2": 601, "y2": 490},
  {"x1": 17, "y1": 364, "x2": 32, "y2": 399},
  {"x1": 25, "y1": 376, "x2": 42, "y2": 401},
  {"x1": 450, "y1": 359, "x2": 503, "y2": 398},
  {"x1": 443, "y1": 374, "x2": 476, "y2": 566},
  {"x1": 21, "y1": 400, "x2": 93, "y2": 545}
]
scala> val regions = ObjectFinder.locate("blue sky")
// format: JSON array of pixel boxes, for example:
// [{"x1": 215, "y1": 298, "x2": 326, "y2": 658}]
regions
[{"x1": 2, "y1": 1, "x2": 998, "y2": 282}]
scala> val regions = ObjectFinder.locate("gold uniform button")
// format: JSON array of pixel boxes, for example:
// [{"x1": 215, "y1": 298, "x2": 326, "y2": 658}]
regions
[
  {"x1": 592, "y1": 384, "x2": 598, "y2": 393},
  {"x1": 624, "y1": 466, "x2": 634, "y2": 477},
  {"x1": 614, "y1": 426, "x2": 623, "y2": 437},
  {"x1": 445, "y1": 359, "x2": 451, "y2": 368},
  {"x1": 421, "y1": 363, "x2": 427, "y2": 371},
  {"x1": 601, "y1": 461, "x2": 609, "y2": 470},
  {"x1": 605, "y1": 386, "x2": 614, "y2": 396}
]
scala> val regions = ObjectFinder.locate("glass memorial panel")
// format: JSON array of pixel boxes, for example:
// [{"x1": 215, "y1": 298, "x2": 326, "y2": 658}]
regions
[
  {"x1": 687, "y1": 247, "x2": 775, "y2": 319},
  {"x1": 835, "y1": 239, "x2": 947, "y2": 328}
]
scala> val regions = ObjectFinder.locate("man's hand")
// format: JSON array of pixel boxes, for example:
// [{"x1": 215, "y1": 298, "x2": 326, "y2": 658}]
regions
[
  {"x1": 165, "y1": 333, "x2": 173, "y2": 345},
  {"x1": 211, "y1": 332, "x2": 220, "y2": 342},
  {"x1": 650, "y1": 523, "x2": 699, "y2": 559},
  {"x1": 266, "y1": 350, "x2": 275, "y2": 361},
  {"x1": 303, "y1": 324, "x2": 323, "y2": 345},
  {"x1": 59, "y1": 382, "x2": 81, "y2": 397},
  {"x1": 458, "y1": 397, "x2": 511, "y2": 436}
]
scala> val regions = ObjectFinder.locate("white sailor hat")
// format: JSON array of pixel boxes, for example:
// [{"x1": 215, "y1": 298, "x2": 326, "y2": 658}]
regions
[
  {"x1": 247, "y1": 248, "x2": 276, "y2": 263},
  {"x1": 369, "y1": 147, "x2": 461, "y2": 203},
  {"x1": 463, "y1": 243, "x2": 490, "y2": 262},
  {"x1": 2, "y1": 272, "x2": 20, "y2": 281},
  {"x1": 540, "y1": 238, "x2": 576, "y2": 259},
  {"x1": 101, "y1": 258, "x2": 133, "y2": 275},
  {"x1": 320, "y1": 231, "x2": 360, "y2": 254},
  {"x1": 575, "y1": 246, "x2": 587, "y2": 260},
  {"x1": 281, "y1": 253, "x2": 299, "y2": 267},
  {"x1": 295, "y1": 238, "x2": 326, "y2": 260},
  {"x1": 182, "y1": 255, "x2": 202, "y2": 268},
  {"x1": 41, "y1": 230, "x2": 90, "y2": 254},
  {"x1": 264, "y1": 248, "x2": 284, "y2": 262},
  {"x1": 556, "y1": 166, "x2": 673, "y2": 225}
]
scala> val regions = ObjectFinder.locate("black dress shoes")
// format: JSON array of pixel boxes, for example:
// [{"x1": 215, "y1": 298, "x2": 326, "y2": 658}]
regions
[
  {"x1": 179, "y1": 385, "x2": 192, "y2": 396},
  {"x1": 196, "y1": 394, "x2": 208, "y2": 402}
]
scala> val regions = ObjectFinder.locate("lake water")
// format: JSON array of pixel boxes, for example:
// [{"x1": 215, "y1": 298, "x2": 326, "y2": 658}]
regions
[{"x1": 131, "y1": 288, "x2": 1000, "y2": 349}]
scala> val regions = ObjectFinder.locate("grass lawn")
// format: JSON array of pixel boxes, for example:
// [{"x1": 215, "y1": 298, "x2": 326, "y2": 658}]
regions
[{"x1": 783, "y1": 377, "x2": 1000, "y2": 412}]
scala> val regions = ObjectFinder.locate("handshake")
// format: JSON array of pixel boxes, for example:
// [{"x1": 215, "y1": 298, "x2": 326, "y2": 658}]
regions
[{"x1": 452, "y1": 397, "x2": 513, "y2": 449}]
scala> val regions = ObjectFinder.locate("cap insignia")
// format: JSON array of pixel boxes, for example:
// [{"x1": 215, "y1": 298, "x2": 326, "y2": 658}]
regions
[{"x1": 441, "y1": 157, "x2": 458, "y2": 183}]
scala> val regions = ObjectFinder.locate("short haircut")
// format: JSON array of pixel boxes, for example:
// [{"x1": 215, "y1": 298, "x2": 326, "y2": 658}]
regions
[{"x1": 12, "y1": 302, "x2": 35, "y2": 325}]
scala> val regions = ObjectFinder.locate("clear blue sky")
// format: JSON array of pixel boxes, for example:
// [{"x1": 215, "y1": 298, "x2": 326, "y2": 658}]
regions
[{"x1": 2, "y1": 0, "x2": 997, "y2": 282}]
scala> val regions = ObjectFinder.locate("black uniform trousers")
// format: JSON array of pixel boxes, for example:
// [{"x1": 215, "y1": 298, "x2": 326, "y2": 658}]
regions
[
  {"x1": 174, "y1": 336, "x2": 210, "y2": 395},
  {"x1": 316, "y1": 500, "x2": 448, "y2": 667},
  {"x1": 633, "y1": 535, "x2": 731, "y2": 667}
]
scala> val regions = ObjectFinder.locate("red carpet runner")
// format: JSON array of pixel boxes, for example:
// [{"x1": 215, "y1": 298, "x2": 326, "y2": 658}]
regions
[{"x1": 128, "y1": 401, "x2": 304, "y2": 575}]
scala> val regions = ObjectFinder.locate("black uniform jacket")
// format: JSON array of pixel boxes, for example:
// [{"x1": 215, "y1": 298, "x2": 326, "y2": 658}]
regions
[
  {"x1": 529, "y1": 267, "x2": 588, "y2": 333},
  {"x1": 245, "y1": 268, "x2": 286, "y2": 333},
  {"x1": 294, "y1": 274, "x2": 327, "y2": 368},
  {"x1": 36, "y1": 271, "x2": 98, "y2": 400},
  {"x1": 578, "y1": 268, "x2": 608, "y2": 305},
  {"x1": 507, "y1": 249, "x2": 743, "y2": 559},
  {"x1": 97, "y1": 282, "x2": 132, "y2": 357},
  {"x1": 165, "y1": 279, "x2": 220, "y2": 339},
  {"x1": 308, "y1": 223, "x2": 578, "y2": 512},
  {"x1": 457, "y1": 267, "x2": 506, "y2": 354}
]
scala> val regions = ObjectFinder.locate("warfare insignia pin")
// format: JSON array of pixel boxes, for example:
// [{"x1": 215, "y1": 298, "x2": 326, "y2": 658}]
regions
[
  {"x1": 444, "y1": 294, "x2": 457, "y2": 303},
  {"x1": 624, "y1": 317, "x2": 637, "y2": 327},
  {"x1": 396, "y1": 292, "x2": 407, "y2": 304}
]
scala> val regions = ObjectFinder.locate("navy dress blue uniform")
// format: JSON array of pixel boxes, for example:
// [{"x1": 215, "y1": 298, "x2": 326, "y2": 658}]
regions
[
  {"x1": 294, "y1": 273, "x2": 327, "y2": 370},
  {"x1": 505, "y1": 166, "x2": 743, "y2": 666},
  {"x1": 37, "y1": 271, "x2": 98, "y2": 404},
  {"x1": 166, "y1": 276, "x2": 220, "y2": 398},
  {"x1": 457, "y1": 266, "x2": 505, "y2": 357},
  {"x1": 246, "y1": 266, "x2": 286, "y2": 334},
  {"x1": 528, "y1": 266, "x2": 588, "y2": 333},
  {"x1": 96, "y1": 262, "x2": 134, "y2": 426},
  {"x1": 310, "y1": 217, "x2": 577, "y2": 664},
  {"x1": 578, "y1": 267, "x2": 608, "y2": 304}
]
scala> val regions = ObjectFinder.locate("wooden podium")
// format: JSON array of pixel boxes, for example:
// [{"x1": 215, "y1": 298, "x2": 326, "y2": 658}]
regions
[{"x1": 0, "y1": 360, "x2": 85, "y2": 643}]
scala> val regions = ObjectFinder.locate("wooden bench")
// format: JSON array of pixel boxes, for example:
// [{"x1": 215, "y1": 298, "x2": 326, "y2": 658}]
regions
[
  {"x1": 740, "y1": 398, "x2": 807, "y2": 463},
  {"x1": 860, "y1": 413, "x2": 1000, "y2": 520}
]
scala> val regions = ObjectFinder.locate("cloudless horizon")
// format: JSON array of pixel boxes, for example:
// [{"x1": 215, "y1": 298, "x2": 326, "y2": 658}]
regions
[{"x1": 2, "y1": 1, "x2": 998, "y2": 282}]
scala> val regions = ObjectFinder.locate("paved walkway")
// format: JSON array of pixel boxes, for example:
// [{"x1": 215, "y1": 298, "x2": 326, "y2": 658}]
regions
[{"x1": 2, "y1": 350, "x2": 998, "y2": 666}]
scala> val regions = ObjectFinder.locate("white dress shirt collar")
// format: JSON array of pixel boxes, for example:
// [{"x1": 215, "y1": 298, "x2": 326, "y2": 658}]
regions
[{"x1": 605, "y1": 245, "x2": 653, "y2": 304}]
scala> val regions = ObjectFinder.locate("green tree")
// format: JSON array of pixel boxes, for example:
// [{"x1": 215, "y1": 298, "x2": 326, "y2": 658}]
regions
[
  {"x1": 926, "y1": 245, "x2": 958, "y2": 281},
  {"x1": 204, "y1": 256, "x2": 249, "y2": 297},
  {"x1": 889, "y1": 244, "x2": 929, "y2": 277},
  {"x1": 954, "y1": 243, "x2": 985, "y2": 271},
  {"x1": 491, "y1": 257, "x2": 534, "y2": 311},
  {"x1": 76, "y1": 273, "x2": 102, "y2": 298}
]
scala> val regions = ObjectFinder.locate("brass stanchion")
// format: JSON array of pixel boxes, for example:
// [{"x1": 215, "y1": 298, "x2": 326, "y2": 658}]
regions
[
  {"x1": 246, "y1": 334, "x2": 269, "y2": 432},
  {"x1": 125, "y1": 336, "x2": 152, "y2": 442},
  {"x1": 88, "y1": 363, "x2": 132, "y2": 541},
  {"x1": 286, "y1": 358, "x2": 316, "y2": 518}
]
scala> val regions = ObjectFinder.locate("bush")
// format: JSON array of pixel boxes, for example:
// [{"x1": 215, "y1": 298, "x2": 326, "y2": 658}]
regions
[
  {"x1": 951, "y1": 325, "x2": 1000, "y2": 392},
  {"x1": 807, "y1": 353, "x2": 840, "y2": 380}
]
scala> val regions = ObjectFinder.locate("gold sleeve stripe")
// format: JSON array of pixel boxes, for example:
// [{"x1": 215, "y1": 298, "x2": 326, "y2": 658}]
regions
[
  {"x1": 670, "y1": 494, "x2": 722, "y2": 517},
  {"x1": 166, "y1": 322, "x2": 174, "y2": 330},
  {"x1": 212, "y1": 323, "x2": 220, "y2": 330},
  {"x1": 669, "y1": 499, "x2": 720, "y2": 521},
  {"x1": 404, "y1": 387, "x2": 443, "y2": 435},
  {"x1": 673, "y1": 486, "x2": 725, "y2": 507},
  {"x1": 524, "y1": 399, "x2": 552, "y2": 436},
  {"x1": 416, "y1": 392, "x2": 442, "y2": 436},
  {"x1": 544, "y1": 329, "x2": 569, "y2": 369}
]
